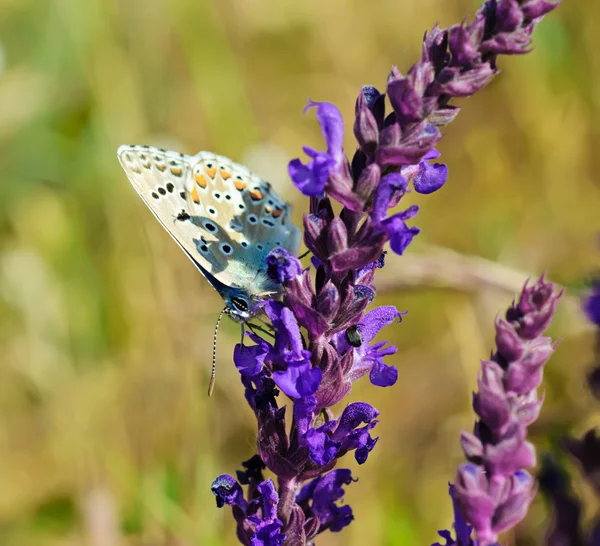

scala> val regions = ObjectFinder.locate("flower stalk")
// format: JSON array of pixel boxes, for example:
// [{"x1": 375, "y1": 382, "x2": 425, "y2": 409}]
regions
[
  {"x1": 436, "y1": 277, "x2": 562, "y2": 545},
  {"x1": 210, "y1": 1, "x2": 561, "y2": 545}
]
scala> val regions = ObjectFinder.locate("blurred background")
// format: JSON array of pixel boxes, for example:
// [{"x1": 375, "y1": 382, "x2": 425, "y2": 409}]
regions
[{"x1": 0, "y1": 0, "x2": 598, "y2": 544}]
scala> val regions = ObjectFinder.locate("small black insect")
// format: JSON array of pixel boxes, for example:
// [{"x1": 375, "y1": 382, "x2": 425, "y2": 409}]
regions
[
  {"x1": 176, "y1": 210, "x2": 191, "y2": 221},
  {"x1": 344, "y1": 325, "x2": 363, "y2": 348}
]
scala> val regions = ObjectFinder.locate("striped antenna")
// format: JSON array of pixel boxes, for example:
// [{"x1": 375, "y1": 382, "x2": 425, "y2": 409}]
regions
[{"x1": 208, "y1": 307, "x2": 228, "y2": 397}]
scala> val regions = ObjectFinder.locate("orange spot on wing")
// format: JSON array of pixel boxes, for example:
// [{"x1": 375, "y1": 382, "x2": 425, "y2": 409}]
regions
[
  {"x1": 249, "y1": 189, "x2": 264, "y2": 201},
  {"x1": 194, "y1": 173, "x2": 207, "y2": 188},
  {"x1": 170, "y1": 167, "x2": 183, "y2": 176},
  {"x1": 272, "y1": 208, "x2": 283, "y2": 218},
  {"x1": 220, "y1": 170, "x2": 231, "y2": 180},
  {"x1": 156, "y1": 164, "x2": 167, "y2": 172},
  {"x1": 265, "y1": 206, "x2": 273, "y2": 213},
  {"x1": 206, "y1": 166, "x2": 217, "y2": 178},
  {"x1": 190, "y1": 186, "x2": 200, "y2": 203},
  {"x1": 234, "y1": 180, "x2": 247, "y2": 191}
]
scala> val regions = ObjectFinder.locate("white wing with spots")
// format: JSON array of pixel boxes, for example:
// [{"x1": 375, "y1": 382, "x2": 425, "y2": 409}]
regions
[{"x1": 117, "y1": 144, "x2": 300, "y2": 297}]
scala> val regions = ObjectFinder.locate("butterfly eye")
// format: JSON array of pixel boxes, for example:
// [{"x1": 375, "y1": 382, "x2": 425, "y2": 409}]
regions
[{"x1": 231, "y1": 297, "x2": 249, "y2": 313}]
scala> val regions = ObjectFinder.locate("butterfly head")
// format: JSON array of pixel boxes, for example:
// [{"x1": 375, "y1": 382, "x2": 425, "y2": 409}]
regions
[
  {"x1": 224, "y1": 284, "x2": 280, "y2": 323},
  {"x1": 225, "y1": 294, "x2": 254, "y2": 323}
]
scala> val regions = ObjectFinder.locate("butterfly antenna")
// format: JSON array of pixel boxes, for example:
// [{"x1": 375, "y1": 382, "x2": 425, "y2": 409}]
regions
[{"x1": 208, "y1": 307, "x2": 228, "y2": 397}]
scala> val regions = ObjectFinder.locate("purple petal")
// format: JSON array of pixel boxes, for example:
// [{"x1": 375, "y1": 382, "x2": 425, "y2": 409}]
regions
[
  {"x1": 211, "y1": 474, "x2": 247, "y2": 510},
  {"x1": 273, "y1": 357, "x2": 322, "y2": 399},
  {"x1": 372, "y1": 172, "x2": 407, "y2": 222},
  {"x1": 424, "y1": 148, "x2": 441, "y2": 160},
  {"x1": 354, "y1": 433, "x2": 379, "y2": 464},
  {"x1": 357, "y1": 306, "x2": 405, "y2": 345},
  {"x1": 305, "y1": 101, "x2": 345, "y2": 159},
  {"x1": 583, "y1": 283, "x2": 600, "y2": 326},
  {"x1": 234, "y1": 339, "x2": 270, "y2": 377},
  {"x1": 382, "y1": 214, "x2": 420, "y2": 255},
  {"x1": 369, "y1": 360, "x2": 399, "y2": 387},
  {"x1": 264, "y1": 301, "x2": 304, "y2": 356},
  {"x1": 448, "y1": 483, "x2": 473, "y2": 546},
  {"x1": 257, "y1": 479, "x2": 280, "y2": 522},
  {"x1": 335, "y1": 402, "x2": 380, "y2": 434},
  {"x1": 413, "y1": 162, "x2": 448, "y2": 194},
  {"x1": 266, "y1": 248, "x2": 302, "y2": 284},
  {"x1": 288, "y1": 155, "x2": 333, "y2": 196},
  {"x1": 294, "y1": 395, "x2": 317, "y2": 439},
  {"x1": 306, "y1": 427, "x2": 341, "y2": 466}
]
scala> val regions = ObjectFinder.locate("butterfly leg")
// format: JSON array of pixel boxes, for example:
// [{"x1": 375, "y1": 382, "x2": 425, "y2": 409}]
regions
[
  {"x1": 247, "y1": 322, "x2": 276, "y2": 340},
  {"x1": 255, "y1": 315, "x2": 275, "y2": 333}
]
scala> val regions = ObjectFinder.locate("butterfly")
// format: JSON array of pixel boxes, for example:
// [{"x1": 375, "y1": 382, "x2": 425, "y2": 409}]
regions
[{"x1": 117, "y1": 145, "x2": 301, "y2": 392}]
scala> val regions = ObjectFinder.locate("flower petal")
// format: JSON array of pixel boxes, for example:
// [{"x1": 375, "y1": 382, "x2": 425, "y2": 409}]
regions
[
  {"x1": 306, "y1": 101, "x2": 345, "y2": 159},
  {"x1": 357, "y1": 306, "x2": 405, "y2": 345},
  {"x1": 369, "y1": 360, "x2": 399, "y2": 387},
  {"x1": 273, "y1": 356, "x2": 322, "y2": 399},
  {"x1": 413, "y1": 162, "x2": 448, "y2": 194}
]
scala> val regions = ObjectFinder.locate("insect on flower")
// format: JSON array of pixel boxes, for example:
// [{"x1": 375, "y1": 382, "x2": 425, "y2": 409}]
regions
[{"x1": 117, "y1": 145, "x2": 301, "y2": 395}]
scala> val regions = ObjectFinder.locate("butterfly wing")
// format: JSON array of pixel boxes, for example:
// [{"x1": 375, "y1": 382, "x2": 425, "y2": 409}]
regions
[
  {"x1": 117, "y1": 145, "x2": 300, "y2": 296},
  {"x1": 185, "y1": 151, "x2": 300, "y2": 289}
]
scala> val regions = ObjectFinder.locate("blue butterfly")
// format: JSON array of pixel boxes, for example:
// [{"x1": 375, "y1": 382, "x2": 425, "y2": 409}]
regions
[{"x1": 117, "y1": 145, "x2": 301, "y2": 392}]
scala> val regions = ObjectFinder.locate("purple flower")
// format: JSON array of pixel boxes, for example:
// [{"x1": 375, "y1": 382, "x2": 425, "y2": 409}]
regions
[
  {"x1": 583, "y1": 280, "x2": 600, "y2": 326},
  {"x1": 296, "y1": 469, "x2": 356, "y2": 534},
  {"x1": 211, "y1": 474, "x2": 247, "y2": 510},
  {"x1": 211, "y1": 0, "x2": 561, "y2": 543},
  {"x1": 263, "y1": 301, "x2": 322, "y2": 398},
  {"x1": 381, "y1": 210, "x2": 421, "y2": 256},
  {"x1": 452, "y1": 277, "x2": 561, "y2": 545},
  {"x1": 273, "y1": 355, "x2": 321, "y2": 400},
  {"x1": 235, "y1": 334, "x2": 271, "y2": 378},
  {"x1": 248, "y1": 480, "x2": 285, "y2": 546},
  {"x1": 337, "y1": 306, "x2": 406, "y2": 387},
  {"x1": 288, "y1": 101, "x2": 345, "y2": 196},
  {"x1": 305, "y1": 402, "x2": 380, "y2": 465},
  {"x1": 212, "y1": 473, "x2": 286, "y2": 546},
  {"x1": 455, "y1": 465, "x2": 535, "y2": 544},
  {"x1": 406, "y1": 149, "x2": 449, "y2": 194},
  {"x1": 266, "y1": 248, "x2": 303, "y2": 285},
  {"x1": 371, "y1": 173, "x2": 421, "y2": 256}
]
